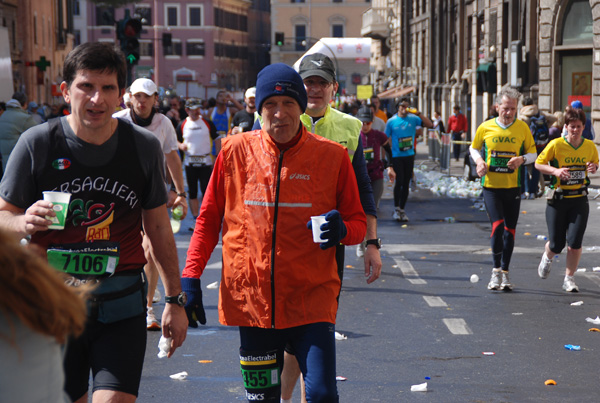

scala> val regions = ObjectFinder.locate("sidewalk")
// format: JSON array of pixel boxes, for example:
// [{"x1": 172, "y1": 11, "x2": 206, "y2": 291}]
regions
[{"x1": 416, "y1": 133, "x2": 600, "y2": 188}]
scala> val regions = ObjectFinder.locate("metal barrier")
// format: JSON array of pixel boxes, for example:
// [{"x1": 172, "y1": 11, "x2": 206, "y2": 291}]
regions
[
  {"x1": 427, "y1": 130, "x2": 441, "y2": 161},
  {"x1": 425, "y1": 129, "x2": 471, "y2": 175}
]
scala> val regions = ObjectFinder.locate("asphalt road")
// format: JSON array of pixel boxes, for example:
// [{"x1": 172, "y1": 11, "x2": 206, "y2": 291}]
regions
[{"x1": 136, "y1": 168, "x2": 600, "y2": 402}]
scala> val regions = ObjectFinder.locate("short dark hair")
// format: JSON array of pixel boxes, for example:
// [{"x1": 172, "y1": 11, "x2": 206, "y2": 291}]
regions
[
  {"x1": 522, "y1": 97, "x2": 534, "y2": 106},
  {"x1": 11, "y1": 92, "x2": 27, "y2": 106},
  {"x1": 0, "y1": 102, "x2": 6, "y2": 111},
  {"x1": 564, "y1": 108, "x2": 586, "y2": 127},
  {"x1": 396, "y1": 97, "x2": 410, "y2": 109},
  {"x1": 63, "y1": 42, "x2": 127, "y2": 90}
]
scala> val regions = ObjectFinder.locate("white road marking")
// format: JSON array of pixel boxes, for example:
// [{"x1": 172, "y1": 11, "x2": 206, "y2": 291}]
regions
[
  {"x1": 383, "y1": 244, "x2": 544, "y2": 254},
  {"x1": 393, "y1": 256, "x2": 427, "y2": 284},
  {"x1": 443, "y1": 318, "x2": 472, "y2": 335},
  {"x1": 581, "y1": 273, "x2": 600, "y2": 287},
  {"x1": 423, "y1": 296, "x2": 448, "y2": 307}
]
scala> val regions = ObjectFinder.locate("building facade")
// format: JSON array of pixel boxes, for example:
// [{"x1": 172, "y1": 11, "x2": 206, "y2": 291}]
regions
[
  {"x1": 1, "y1": 0, "x2": 74, "y2": 105},
  {"x1": 363, "y1": 0, "x2": 598, "y2": 139},
  {"x1": 76, "y1": 0, "x2": 257, "y2": 99},
  {"x1": 271, "y1": 0, "x2": 372, "y2": 93}
]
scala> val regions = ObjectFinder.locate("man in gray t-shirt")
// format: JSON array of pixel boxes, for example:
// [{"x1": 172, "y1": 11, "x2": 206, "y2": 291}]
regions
[{"x1": 0, "y1": 42, "x2": 188, "y2": 403}]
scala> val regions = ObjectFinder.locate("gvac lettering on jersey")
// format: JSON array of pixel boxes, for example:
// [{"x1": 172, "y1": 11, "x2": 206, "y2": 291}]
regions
[{"x1": 492, "y1": 137, "x2": 516, "y2": 144}]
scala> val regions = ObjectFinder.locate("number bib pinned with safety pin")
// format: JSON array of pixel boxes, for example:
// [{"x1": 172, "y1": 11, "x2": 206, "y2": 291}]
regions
[
  {"x1": 398, "y1": 136, "x2": 413, "y2": 152},
  {"x1": 189, "y1": 154, "x2": 213, "y2": 167},
  {"x1": 47, "y1": 241, "x2": 120, "y2": 277},
  {"x1": 489, "y1": 150, "x2": 516, "y2": 173},
  {"x1": 561, "y1": 165, "x2": 586, "y2": 186}
]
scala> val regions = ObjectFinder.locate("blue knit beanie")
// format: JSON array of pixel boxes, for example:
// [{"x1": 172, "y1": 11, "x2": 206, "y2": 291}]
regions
[
  {"x1": 255, "y1": 63, "x2": 307, "y2": 115},
  {"x1": 571, "y1": 100, "x2": 583, "y2": 110}
]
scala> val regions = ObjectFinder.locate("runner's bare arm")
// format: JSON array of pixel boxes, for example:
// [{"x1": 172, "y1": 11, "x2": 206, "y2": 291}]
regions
[
  {"x1": 142, "y1": 205, "x2": 188, "y2": 356},
  {"x1": 0, "y1": 197, "x2": 54, "y2": 239}
]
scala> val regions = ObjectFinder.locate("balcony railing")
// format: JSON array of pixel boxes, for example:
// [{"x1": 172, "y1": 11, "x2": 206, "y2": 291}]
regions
[{"x1": 361, "y1": 7, "x2": 390, "y2": 39}]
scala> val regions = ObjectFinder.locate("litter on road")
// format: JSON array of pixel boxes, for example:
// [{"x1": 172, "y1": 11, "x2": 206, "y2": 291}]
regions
[
  {"x1": 410, "y1": 382, "x2": 428, "y2": 392},
  {"x1": 170, "y1": 371, "x2": 188, "y2": 380},
  {"x1": 585, "y1": 316, "x2": 600, "y2": 325}
]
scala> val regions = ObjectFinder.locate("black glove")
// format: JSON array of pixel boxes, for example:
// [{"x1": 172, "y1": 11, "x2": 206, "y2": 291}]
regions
[
  {"x1": 307, "y1": 210, "x2": 347, "y2": 250},
  {"x1": 181, "y1": 277, "x2": 206, "y2": 327}
]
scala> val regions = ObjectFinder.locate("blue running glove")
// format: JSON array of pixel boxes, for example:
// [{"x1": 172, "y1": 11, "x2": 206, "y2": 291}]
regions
[{"x1": 181, "y1": 277, "x2": 206, "y2": 327}]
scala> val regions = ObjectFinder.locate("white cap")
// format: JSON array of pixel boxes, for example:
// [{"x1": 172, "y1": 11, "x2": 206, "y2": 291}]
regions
[
  {"x1": 245, "y1": 87, "x2": 256, "y2": 99},
  {"x1": 123, "y1": 93, "x2": 131, "y2": 104},
  {"x1": 130, "y1": 78, "x2": 158, "y2": 96}
]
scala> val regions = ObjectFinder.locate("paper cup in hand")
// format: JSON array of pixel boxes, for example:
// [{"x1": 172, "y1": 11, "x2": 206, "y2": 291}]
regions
[
  {"x1": 42, "y1": 191, "x2": 71, "y2": 230},
  {"x1": 311, "y1": 215, "x2": 327, "y2": 243}
]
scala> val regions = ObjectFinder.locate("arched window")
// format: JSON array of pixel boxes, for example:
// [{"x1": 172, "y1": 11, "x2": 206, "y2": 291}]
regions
[{"x1": 561, "y1": 0, "x2": 593, "y2": 45}]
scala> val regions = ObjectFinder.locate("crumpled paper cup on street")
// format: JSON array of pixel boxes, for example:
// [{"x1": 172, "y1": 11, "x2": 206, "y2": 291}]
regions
[
  {"x1": 586, "y1": 316, "x2": 600, "y2": 325},
  {"x1": 411, "y1": 382, "x2": 428, "y2": 392},
  {"x1": 170, "y1": 371, "x2": 188, "y2": 380}
]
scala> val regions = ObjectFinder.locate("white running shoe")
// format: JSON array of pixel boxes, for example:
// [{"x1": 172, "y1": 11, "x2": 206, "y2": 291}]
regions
[
  {"x1": 146, "y1": 307, "x2": 161, "y2": 330},
  {"x1": 487, "y1": 268, "x2": 502, "y2": 290},
  {"x1": 563, "y1": 277, "x2": 579, "y2": 292},
  {"x1": 393, "y1": 207, "x2": 402, "y2": 221},
  {"x1": 500, "y1": 271, "x2": 513, "y2": 291},
  {"x1": 356, "y1": 241, "x2": 366, "y2": 258},
  {"x1": 538, "y1": 254, "x2": 552, "y2": 279},
  {"x1": 152, "y1": 288, "x2": 161, "y2": 303}
]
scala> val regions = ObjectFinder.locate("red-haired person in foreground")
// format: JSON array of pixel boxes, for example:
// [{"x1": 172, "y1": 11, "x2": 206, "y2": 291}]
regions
[{"x1": 0, "y1": 229, "x2": 88, "y2": 402}]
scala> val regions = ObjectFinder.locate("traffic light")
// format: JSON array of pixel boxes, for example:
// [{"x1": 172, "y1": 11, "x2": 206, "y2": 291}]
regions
[
  {"x1": 117, "y1": 15, "x2": 142, "y2": 66},
  {"x1": 275, "y1": 32, "x2": 284, "y2": 47}
]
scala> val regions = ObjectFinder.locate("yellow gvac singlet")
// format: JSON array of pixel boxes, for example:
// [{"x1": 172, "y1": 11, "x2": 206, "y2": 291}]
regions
[
  {"x1": 536, "y1": 137, "x2": 599, "y2": 198},
  {"x1": 472, "y1": 118, "x2": 536, "y2": 189}
]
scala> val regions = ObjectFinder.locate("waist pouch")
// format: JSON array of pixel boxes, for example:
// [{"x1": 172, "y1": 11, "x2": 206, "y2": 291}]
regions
[
  {"x1": 547, "y1": 187, "x2": 587, "y2": 205},
  {"x1": 88, "y1": 269, "x2": 147, "y2": 324}
]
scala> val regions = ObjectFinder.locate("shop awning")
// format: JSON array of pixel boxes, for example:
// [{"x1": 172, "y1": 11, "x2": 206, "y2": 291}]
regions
[{"x1": 377, "y1": 85, "x2": 416, "y2": 99}]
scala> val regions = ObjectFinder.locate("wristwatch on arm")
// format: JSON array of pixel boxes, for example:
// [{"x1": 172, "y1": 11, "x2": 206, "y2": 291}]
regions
[
  {"x1": 165, "y1": 291, "x2": 188, "y2": 307},
  {"x1": 365, "y1": 238, "x2": 382, "y2": 249},
  {"x1": 170, "y1": 185, "x2": 187, "y2": 198}
]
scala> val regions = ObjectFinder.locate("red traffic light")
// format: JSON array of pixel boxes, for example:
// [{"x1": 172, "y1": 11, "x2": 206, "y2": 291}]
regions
[{"x1": 124, "y1": 18, "x2": 142, "y2": 37}]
